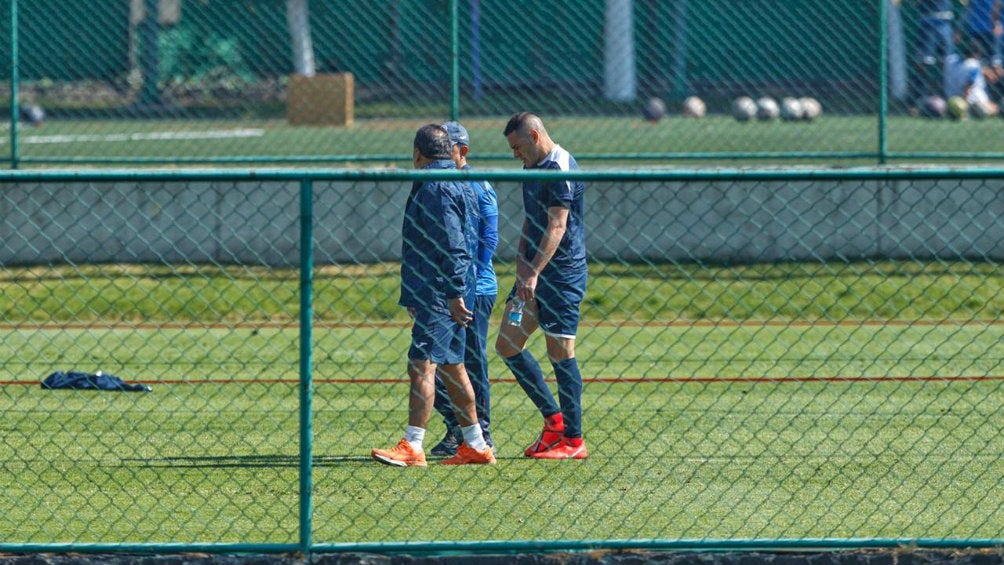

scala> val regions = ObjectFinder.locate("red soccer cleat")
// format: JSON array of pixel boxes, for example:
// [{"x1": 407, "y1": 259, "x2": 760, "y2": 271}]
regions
[
  {"x1": 529, "y1": 438, "x2": 588, "y2": 460},
  {"x1": 523, "y1": 413, "x2": 565, "y2": 457}
]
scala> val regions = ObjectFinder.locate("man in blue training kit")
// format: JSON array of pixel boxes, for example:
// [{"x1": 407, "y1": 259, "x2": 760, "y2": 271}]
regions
[
  {"x1": 430, "y1": 121, "x2": 500, "y2": 457},
  {"x1": 907, "y1": 0, "x2": 961, "y2": 105},
  {"x1": 496, "y1": 112, "x2": 588, "y2": 460},
  {"x1": 371, "y1": 123, "x2": 496, "y2": 467}
]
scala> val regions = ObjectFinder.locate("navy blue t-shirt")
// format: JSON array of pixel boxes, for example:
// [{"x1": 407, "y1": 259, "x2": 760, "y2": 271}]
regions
[{"x1": 521, "y1": 145, "x2": 586, "y2": 276}]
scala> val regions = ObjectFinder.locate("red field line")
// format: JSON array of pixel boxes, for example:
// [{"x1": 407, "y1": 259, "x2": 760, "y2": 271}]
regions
[{"x1": 4, "y1": 375, "x2": 1004, "y2": 387}]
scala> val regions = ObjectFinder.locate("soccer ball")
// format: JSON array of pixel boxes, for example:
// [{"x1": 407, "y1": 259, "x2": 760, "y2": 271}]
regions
[
  {"x1": 682, "y1": 96, "x2": 706, "y2": 118},
  {"x1": 780, "y1": 97, "x2": 803, "y2": 121},
  {"x1": 947, "y1": 96, "x2": 969, "y2": 120},
  {"x1": 732, "y1": 96, "x2": 757, "y2": 121},
  {"x1": 799, "y1": 97, "x2": 822, "y2": 121},
  {"x1": 756, "y1": 97, "x2": 780, "y2": 120},
  {"x1": 917, "y1": 95, "x2": 946, "y2": 118},
  {"x1": 642, "y1": 97, "x2": 666, "y2": 122}
]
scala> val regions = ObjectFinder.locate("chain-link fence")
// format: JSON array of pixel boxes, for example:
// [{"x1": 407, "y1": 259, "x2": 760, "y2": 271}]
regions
[
  {"x1": 3, "y1": 1, "x2": 1004, "y2": 167},
  {"x1": 1, "y1": 167, "x2": 1003, "y2": 553}
]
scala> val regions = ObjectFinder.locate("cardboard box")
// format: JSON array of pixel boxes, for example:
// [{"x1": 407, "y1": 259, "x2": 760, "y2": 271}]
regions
[{"x1": 287, "y1": 73, "x2": 354, "y2": 127}]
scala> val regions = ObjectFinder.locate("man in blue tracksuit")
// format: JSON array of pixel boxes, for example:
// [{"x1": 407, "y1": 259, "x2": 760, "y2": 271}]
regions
[
  {"x1": 371, "y1": 124, "x2": 495, "y2": 467},
  {"x1": 909, "y1": 0, "x2": 962, "y2": 103},
  {"x1": 430, "y1": 121, "x2": 500, "y2": 457}
]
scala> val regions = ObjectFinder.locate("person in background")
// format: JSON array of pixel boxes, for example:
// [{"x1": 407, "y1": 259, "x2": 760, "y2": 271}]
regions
[
  {"x1": 944, "y1": 38, "x2": 1001, "y2": 116},
  {"x1": 905, "y1": 0, "x2": 963, "y2": 111},
  {"x1": 961, "y1": 0, "x2": 1004, "y2": 96},
  {"x1": 962, "y1": 0, "x2": 1002, "y2": 66}
]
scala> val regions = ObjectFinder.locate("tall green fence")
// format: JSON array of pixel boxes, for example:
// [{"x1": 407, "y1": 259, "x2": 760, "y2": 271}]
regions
[
  {"x1": 3, "y1": 0, "x2": 1004, "y2": 167},
  {"x1": 2, "y1": 167, "x2": 1003, "y2": 555}
]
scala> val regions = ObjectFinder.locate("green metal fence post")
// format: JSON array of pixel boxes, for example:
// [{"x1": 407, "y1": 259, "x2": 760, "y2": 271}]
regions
[
  {"x1": 450, "y1": 0, "x2": 460, "y2": 120},
  {"x1": 671, "y1": 0, "x2": 689, "y2": 100},
  {"x1": 298, "y1": 177, "x2": 314, "y2": 556},
  {"x1": 9, "y1": 0, "x2": 18, "y2": 169},
  {"x1": 878, "y1": 0, "x2": 888, "y2": 165}
]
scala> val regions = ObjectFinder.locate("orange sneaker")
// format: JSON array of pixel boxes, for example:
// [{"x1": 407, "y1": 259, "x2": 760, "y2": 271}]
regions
[
  {"x1": 523, "y1": 414, "x2": 565, "y2": 457},
  {"x1": 441, "y1": 442, "x2": 497, "y2": 465},
  {"x1": 371, "y1": 439, "x2": 427, "y2": 467},
  {"x1": 529, "y1": 438, "x2": 588, "y2": 460}
]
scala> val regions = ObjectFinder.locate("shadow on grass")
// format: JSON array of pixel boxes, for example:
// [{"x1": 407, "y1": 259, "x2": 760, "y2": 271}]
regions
[{"x1": 119, "y1": 454, "x2": 374, "y2": 468}]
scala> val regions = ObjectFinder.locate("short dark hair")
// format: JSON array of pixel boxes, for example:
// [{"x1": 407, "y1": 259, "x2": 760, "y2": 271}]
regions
[
  {"x1": 504, "y1": 112, "x2": 530, "y2": 136},
  {"x1": 413, "y1": 124, "x2": 453, "y2": 159},
  {"x1": 503, "y1": 112, "x2": 544, "y2": 137}
]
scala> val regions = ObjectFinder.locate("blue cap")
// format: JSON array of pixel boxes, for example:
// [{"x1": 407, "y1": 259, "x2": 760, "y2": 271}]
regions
[{"x1": 441, "y1": 121, "x2": 470, "y2": 147}]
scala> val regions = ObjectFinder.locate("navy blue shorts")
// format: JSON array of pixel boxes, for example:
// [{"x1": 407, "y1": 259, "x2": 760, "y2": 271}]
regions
[
  {"x1": 511, "y1": 266, "x2": 587, "y2": 339},
  {"x1": 409, "y1": 307, "x2": 466, "y2": 365}
]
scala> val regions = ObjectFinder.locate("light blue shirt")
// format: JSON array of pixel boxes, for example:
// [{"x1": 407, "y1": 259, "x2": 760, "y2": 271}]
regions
[{"x1": 464, "y1": 165, "x2": 499, "y2": 297}]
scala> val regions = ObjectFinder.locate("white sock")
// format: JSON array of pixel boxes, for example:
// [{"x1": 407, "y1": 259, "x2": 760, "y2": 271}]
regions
[
  {"x1": 462, "y1": 424, "x2": 487, "y2": 451},
  {"x1": 405, "y1": 425, "x2": 425, "y2": 451}
]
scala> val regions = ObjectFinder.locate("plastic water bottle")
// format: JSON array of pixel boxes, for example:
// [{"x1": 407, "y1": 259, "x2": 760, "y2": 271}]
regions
[{"x1": 507, "y1": 298, "x2": 525, "y2": 327}]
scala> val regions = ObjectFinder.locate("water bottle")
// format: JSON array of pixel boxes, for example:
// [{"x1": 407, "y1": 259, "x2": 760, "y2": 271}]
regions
[{"x1": 507, "y1": 298, "x2": 525, "y2": 327}]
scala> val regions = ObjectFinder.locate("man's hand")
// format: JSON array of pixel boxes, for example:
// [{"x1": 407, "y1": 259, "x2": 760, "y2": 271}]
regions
[
  {"x1": 448, "y1": 297, "x2": 473, "y2": 327},
  {"x1": 515, "y1": 255, "x2": 540, "y2": 301},
  {"x1": 515, "y1": 272, "x2": 539, "y2": 302}
]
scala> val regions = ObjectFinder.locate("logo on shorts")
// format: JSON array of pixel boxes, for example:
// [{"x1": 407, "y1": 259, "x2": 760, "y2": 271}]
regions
[
  {"x1": 542, "y1": 322, "x2": 557, "y2": 330},
  {"x1": 416, "y1": 341, "x2": 429, "y2": 349}
]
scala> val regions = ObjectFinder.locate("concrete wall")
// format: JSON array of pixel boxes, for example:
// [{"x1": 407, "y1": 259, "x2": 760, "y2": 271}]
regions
[
  {"x1": 586, "y1": 177, "x2": 1004, "y2": 263},
  {"x1": 1, "y1": 548, "x2": 1002, "y2": 565},
  {"x1": 2, "y1": 177, "x2": 1002, "y2": 266}
]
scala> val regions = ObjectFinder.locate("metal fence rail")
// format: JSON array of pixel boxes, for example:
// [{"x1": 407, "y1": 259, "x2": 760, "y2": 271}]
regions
[
  {"x1": 4, "y1": 1, "x2": 1004, "y2": 167},
  {"x1": 1, "y1": 167, "x2": 1003, "y2": 555}
]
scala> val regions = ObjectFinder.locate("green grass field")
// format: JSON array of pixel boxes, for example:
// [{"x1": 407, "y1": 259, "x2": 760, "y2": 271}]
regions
[
  {"x1": 6, "y1": 114, "x2": 1004, "y2": 166},
  {"x1": 3, "y1": 110, "x2": 1004, "y2": 546},
  {"x1": 2, "y1": 262, "x2": 1004, "y2": 545}
]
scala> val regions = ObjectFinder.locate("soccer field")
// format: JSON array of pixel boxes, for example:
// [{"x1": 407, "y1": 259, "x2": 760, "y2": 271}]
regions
[
  {"x1": 2, "y1": 323, "x2": 1004, "y2": 543},
  {"x1": 5, "y1": 114, "x2": 1004, "y2": 166},
  {"x1": 2, "y1": 262, "x2": 1004, "y2": 544},
  {"x1": 7, "y1": 0, "x2": 1004, "y2": 556}
]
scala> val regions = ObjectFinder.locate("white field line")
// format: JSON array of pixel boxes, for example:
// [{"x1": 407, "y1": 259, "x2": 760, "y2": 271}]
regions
[{"x1": 0, "y1": 128, "x2": 266, "y2": 145}]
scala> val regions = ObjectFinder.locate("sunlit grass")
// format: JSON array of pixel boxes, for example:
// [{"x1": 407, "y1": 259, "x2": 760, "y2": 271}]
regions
[{"x1": 1, "y1": 260, "x2": 1004, "y2": 544}]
